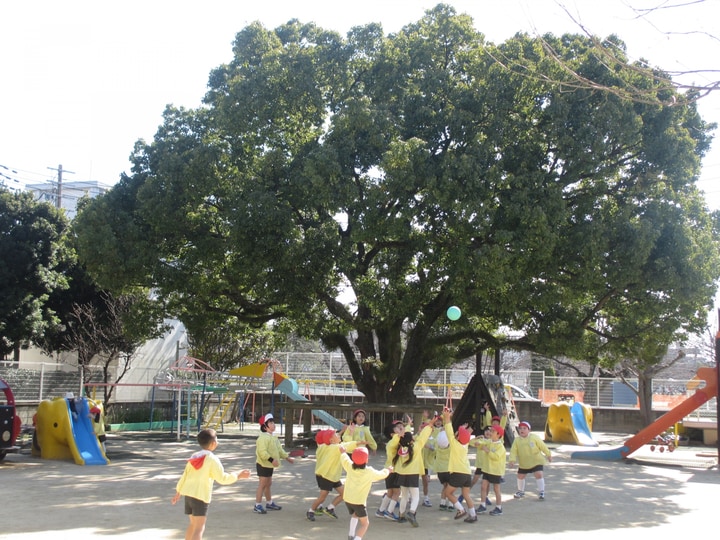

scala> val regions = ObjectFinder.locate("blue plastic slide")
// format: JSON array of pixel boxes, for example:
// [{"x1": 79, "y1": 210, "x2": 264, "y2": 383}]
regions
[
  {"x1": 273, "y1": 373, "x2": 344, "y2": 430},
  {"x1": 570, "y1": 402, "x2": 598, "y2": 446},
  {"x1": 67, "y1": 398, "x2": 108, "y2": 465}
]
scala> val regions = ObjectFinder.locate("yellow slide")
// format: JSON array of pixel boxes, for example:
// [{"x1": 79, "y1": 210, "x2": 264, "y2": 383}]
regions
[
  {"x1": 545, "y1": 401, "x2": 598, "y2": 446},
  {"x1": 34, "y1": 396, "x2": 108, "y2": 465}
]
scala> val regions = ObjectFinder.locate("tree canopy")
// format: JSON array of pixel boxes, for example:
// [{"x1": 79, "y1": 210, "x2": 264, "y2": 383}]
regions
[
  {"x1": 74, "y1": 4, "x2": 720, "y2": 403},
  {"x1": 0, "y1": 188, "x2": 70, "y2": 359}
]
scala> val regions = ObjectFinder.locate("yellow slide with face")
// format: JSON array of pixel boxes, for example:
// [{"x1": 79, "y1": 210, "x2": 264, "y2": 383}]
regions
[
  {"x1": 545, "y1": 400, "x2": 598, "y2": 446},
  {"x1": 34, "y1": 396, "x2": 108, "y2": 465}
]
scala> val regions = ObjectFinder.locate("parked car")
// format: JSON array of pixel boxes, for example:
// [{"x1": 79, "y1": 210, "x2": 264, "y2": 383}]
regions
[{"x1": 505, "y1": 384, "x2": 540, "y2": 402}]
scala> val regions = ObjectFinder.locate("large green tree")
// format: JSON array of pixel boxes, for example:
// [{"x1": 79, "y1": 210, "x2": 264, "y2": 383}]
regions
[
  {"x1": 74, "y1": 5, "x2": 720, "y2": 403},
  {"x1": 0, "y1": 188, "x2": 71, "y2": 360}
]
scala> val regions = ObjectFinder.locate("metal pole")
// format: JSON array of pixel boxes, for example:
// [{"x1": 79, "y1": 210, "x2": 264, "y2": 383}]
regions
[
  {"x1": 149, "y1": 385, "x2": 156, "y2": 431},
  {"x1": 176, "y1": 389, "x2": 182, "y2": 441}
]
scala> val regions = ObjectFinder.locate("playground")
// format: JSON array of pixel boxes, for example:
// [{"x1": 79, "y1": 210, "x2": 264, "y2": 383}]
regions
[{"x1": 1, "y1": 427, "x2": 718, "y2": 540}]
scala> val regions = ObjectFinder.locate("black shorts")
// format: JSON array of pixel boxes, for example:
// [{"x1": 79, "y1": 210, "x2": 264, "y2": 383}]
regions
[
  {"x1": 397, "y1": 474, "x2": 419, "y2": 488},
  {"x1": 518, "y1": 465, "x2": 544, "y2": 475},
  {"x1": 483, "y1": 473, "x2": 502, "y2": 485},
  {"x1": 316, "y1": 474, "x2": 343, "y2": 491},
  {"x1": 184, "y1": 495, "x2": 209, "y2": 516},
  {"x1": 385, "y1": 471, "x2": 400, "y2": 489},
  {"x1": 437, "y1": 471, "x2": 450, "y2": 485},
  {"x1": 448, "y1": 472, "x2": 472, "y2": 488},
  {"x1": 346, "y1": 502, "x2": 367, "y2": 518},
  {"x1": 256, "y1": 463, "x2": 274, "y2": 477},
  {"x1": 473, "y1": 468, "x2": 483, "y2": 476}
]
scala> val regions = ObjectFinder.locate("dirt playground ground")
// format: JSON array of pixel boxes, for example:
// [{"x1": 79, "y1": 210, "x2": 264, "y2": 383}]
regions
[{"x1": 1, "y1": 428, "x2": 718, "y2": 539}]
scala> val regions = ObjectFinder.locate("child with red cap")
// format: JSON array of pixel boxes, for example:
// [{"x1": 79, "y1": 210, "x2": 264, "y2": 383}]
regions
[
  {"x1": 340, "y1": 446, "x2": 392, "y2": 540},
  {"x1": 508, "y1": 421, "x2": 552, "y2": 500},
  {"x1": 440, "y1": 408, "x2": 478, "y2": 523},
  {"x1": 89, "y1": 402, "x2": 107, "y2": 453},
  {"x1": 253, "y1": 413, "x2": 295, "y2": 514},
  {"x1": 172, "y1": 428, "x2": 251, "y2": 540},
  {"x1": 342, "y1": 409, "x2": 378, "y2": 453},
  {"x1": 468, "y1": 425, "x2": 494, "y2": 508},
  {"x1": 477, "y1": 424, "x2": 507, "y2": 515},
  {"x1": 307, "y1": 429, "x2": 362, "y2": 521}
]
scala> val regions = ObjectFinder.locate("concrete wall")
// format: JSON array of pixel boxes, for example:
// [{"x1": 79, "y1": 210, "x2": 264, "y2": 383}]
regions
[{"x1": 515, "y1": 400, "x2": 661, "y2": 434}]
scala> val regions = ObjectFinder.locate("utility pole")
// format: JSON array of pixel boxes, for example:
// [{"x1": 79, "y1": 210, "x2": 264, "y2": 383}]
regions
[{"x1": 46, "y1": 164, "x2": 74, "y2": 210}]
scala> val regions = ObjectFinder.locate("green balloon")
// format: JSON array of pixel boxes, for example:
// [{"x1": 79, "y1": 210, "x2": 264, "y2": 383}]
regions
[{"x1": 446, "y1": 306, "x2": 461, "y2": 321}]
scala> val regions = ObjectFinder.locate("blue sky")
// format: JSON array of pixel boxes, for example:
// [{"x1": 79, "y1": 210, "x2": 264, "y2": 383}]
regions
[{"x1": 1, "y1": 0, "x2": 718, "y2": 207}]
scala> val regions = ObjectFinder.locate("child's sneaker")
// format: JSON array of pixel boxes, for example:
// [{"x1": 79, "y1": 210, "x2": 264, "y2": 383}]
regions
[
  {"x1": 422, "y1": 498, "x2": 432, "y2": 507},
  {"x1": 253, "y1": 504, "x2": 267, "y2": 514},
  {"x1": 463, "y1": 515, "x2": 478, "y2": 523},
  {"x1": 306, "y1": 510, "x2": 316, "y2": 521},
  {"x1": 397, "y1": 514, "x2": 407, "y2": 524},
  {"x1": 486, "y1": 497, "x2": 493, "y2": 506},
  {"x1": 476, "y1": 505, "x2": 487, "y2": 514},
  {"x1": 513, "y1": 491, "x2": 525, "y2": 499},
  {"x1": 375, "y1": 509, "x2": 385, "y2": 518},
  {"x1": 382, "y1": 510, "x2": 399, "y2": 521},
  {"x1": 322, "y1": 507, "x2": 338, "y2": 519},
  {"x1": 489, "y1": 507, "x2": 503, "y2": 516},
  {"x1": 454, "y1": 509, "x2": 467, "y2": 520},
  {"x1": 406, "y1": 511, "x2": 419, "y2": 527},
  {"x1": 265, "y1": 501, "x2": 282, "y2": 511},
  {"x1": 539, "y1": 492, "x2": 545, "y2": 501},
  {"x1": 438, "y1": 503, "x2": 447, "y2": 511}
]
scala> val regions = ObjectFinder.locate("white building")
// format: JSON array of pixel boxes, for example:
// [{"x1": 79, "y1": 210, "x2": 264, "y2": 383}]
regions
[{"x1": 24, "y1": 179, "x2": 112, "y2": 219}]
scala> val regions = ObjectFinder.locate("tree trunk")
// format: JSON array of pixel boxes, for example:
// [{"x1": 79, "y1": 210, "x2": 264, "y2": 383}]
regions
[{"x1": 637, "y1": 373, "x2": 654, "y2": 427}]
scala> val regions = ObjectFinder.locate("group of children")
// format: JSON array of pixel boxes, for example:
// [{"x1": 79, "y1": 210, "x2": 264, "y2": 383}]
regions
[{"x1": 172, "y1": 407, "x2": 552, "y2": 540}]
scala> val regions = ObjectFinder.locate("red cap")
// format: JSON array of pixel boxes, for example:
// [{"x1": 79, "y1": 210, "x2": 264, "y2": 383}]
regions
[
  {"x1": 90, "y1": 406, "x2": 101, "y2": 415},
  {"x1": 351, "y1": 447, "x2": 369, "y2": 465},
  {"x1": 491, "y1": 415, "x2": 501, "y2": 423},
  {"x1": 457, "y1": 426, "x2": 471, "y2": 445},
  {"x1": 492, "y1": 425, "x2": 505, "y2": 438},
  {"x1": 518, "y1": 421, "x2": 531, "y2": 430},
  {"x1": 259, "y1": 413, "x2": 274, "y2": 426}
]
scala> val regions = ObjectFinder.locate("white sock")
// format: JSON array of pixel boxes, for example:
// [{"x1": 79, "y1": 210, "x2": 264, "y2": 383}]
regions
[
  {"x1": 399, "y1": 487, "x2": 409, "y2": 514},
  {"x1": 537, "y1": 478, "x2": 545, "y2": 492},
  {"x1": 349, "y1": 517, "x2": 358, "y2": 536},
  {"x1": 409, "y1": 487, "x2": 420, "y2": 512},
  {"x1": 387, "y1": 499, "x2": 397, "y2": 513},
  {"x1": 379, "y1": 495, "x2": 390, "y2": 512},
  {"x1": 517, "y1": 478, "x2": 525, "y2": 492}
]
